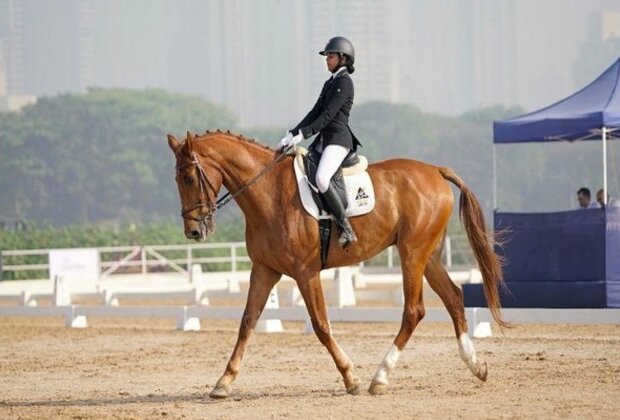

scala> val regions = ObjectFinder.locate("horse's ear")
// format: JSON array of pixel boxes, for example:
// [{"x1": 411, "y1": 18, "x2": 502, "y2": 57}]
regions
[
  {"x1": 167, "y1": 134, "x2": 181, "y2": 153},
  {"x1": 186, "y1": 131, "x2": 194, "y2": 154}
]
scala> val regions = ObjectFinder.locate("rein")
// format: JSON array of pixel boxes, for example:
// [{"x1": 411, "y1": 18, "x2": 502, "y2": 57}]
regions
[{"x1": 176, "y1": 148, "x2": 290, "y2": 224}]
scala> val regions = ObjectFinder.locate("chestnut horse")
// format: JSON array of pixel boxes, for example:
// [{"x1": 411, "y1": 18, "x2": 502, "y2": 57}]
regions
[{"x1": 167, "y1": 130, "x2": 506, "y2": 398}]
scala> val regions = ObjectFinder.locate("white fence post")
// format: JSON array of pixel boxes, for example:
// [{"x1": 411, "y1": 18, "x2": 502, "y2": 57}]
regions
[
  {"x1": 232, "y1": 244, "x2": 238, "y2": 273},
  {"x1": 141, "y1": 247, "x2": 147, "y2": 275},
  {"x1": 445, "y1": 236, "x2": 453, "y2": 268},
  {"x1": 466, "y1": 308, "x2": 492, "y2": 338},
  {"x1": 53, "y1": 276, "x2": 71, "y2": 306},
  {"x1": 256, "y1": 287, "x2": 283, "y2": 332},
  {"x1": 20, "y1": 291, "x2": 36, "y2": 306},
  {"x1": 65, "y1": 305, "x2": 88, "y2": 328},
  {"x1": 187, "y1": 245, "x2": 193, "y2": 283},
  {"x1": 177, "y1": 306, "x2": 201, "y2": 331},
  {"x1": 333, "y1": 267, "x2": 356, "y2": 307},
  {"x1": 104, "y1": 289, "x2": 119, "y2": 306}
]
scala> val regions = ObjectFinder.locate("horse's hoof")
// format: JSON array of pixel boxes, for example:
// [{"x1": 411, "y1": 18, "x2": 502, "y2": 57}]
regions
[
  {"x1": 209, "y1": 384, "x2": 231, "y2": 399},
  {"x1": 368, "y1": 382, "x2": 388, "y2": 396},
  {"x1": 346, "y1": 382, "x2": 361, "y2": 395},
  {"x1": 474, "y1": 361, "x2": 488, "y2": 382}
]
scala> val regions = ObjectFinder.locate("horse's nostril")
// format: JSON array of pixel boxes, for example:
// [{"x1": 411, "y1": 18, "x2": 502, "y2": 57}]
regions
[{"x1": 185, "y1": 229, "x2": 200, "y2": 238}]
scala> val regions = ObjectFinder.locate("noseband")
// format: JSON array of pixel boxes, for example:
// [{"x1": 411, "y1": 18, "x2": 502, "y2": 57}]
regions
[{"x1": 175, "y1": 150, "x2": 289, "y2": 229}]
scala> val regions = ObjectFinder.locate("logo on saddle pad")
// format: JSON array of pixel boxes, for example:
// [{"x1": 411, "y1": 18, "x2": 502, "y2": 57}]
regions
[
  {"x1": 293, "y1": 149, "x2": 375, "y2": 220},
  {"x1": 355, "y1": 187, "x2": 370, "y2": 205}
]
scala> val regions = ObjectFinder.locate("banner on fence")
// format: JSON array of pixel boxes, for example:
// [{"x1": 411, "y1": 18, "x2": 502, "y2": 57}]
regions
[{"x1": 49, "y1": 248, "x2": 99, "y2": 286}]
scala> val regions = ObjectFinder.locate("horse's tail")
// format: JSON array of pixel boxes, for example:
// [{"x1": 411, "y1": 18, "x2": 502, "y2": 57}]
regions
[{"x1": 438, "y1": 166, "x2": 510, "y2": 328}]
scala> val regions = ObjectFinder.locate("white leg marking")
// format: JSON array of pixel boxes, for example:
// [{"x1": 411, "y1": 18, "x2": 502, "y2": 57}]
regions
[
  {"x1": 458, "y1": 333, "x2": 477, "y2": 362},
  {"x1": 372, "y1": 344, "x2": 401, "y2": 385},
  {"x1": 458, "y1": 333, "x2": 478, "y2": 370}
]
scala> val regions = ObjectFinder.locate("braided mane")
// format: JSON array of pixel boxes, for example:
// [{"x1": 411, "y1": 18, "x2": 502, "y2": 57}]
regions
[{"x1": 197, "y1": 129, "x2": 273, "y2": 150}]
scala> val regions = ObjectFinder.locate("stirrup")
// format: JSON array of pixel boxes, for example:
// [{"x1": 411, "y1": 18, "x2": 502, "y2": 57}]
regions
[
  {"x1": 338, "y1": 231, "x2": 357, "y2": 248},
  {"x1": 337, "y1": 220, "x2": 357, "y2": 248}
]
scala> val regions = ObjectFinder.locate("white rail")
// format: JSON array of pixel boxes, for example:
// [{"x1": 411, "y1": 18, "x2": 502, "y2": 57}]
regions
[
  {"x1": 0, "y1": 236, "x2": 476, "y2": 281},
  {"x1": 1, "y1": 242, "x2": 253, "y2": 281}
]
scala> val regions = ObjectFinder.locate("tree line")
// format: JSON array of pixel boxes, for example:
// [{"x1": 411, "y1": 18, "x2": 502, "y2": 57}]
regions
[
  {"x1": 1, "y1": 87, "x2": 613, "y2": 234},
  {"x1": 0, "y1": 88, "x2": 236, "y2": 226}
]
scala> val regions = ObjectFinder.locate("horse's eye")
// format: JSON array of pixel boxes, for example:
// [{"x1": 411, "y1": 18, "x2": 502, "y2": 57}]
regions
[{"x1": 184, "y1": 175, "x2": 194, "y2": 186}]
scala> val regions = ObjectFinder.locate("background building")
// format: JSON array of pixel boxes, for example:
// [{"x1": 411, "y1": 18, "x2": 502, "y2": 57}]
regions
[{"x1": 1, "y1": 0, "x2": 619, "y2": 123}]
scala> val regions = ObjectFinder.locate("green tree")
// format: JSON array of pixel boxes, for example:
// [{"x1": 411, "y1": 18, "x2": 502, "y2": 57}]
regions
[{"x1": 0, "y1": 88, "x2": 237, "y2": 225}]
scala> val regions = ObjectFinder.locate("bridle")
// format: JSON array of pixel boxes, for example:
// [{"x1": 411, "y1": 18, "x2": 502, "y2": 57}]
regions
[
  {"x1": 175, "y1": 149, "x2": 290, "y2": 229},
  {"x1": 175, "y1": 152, "x2": 218, "y2": 229}
]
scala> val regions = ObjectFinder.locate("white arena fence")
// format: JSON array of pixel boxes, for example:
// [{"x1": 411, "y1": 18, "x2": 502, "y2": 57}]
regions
[
  {"x1": 1, "y1": 238, "x2": 618, "y2": 337},
  {"x1": 0, "y1": 238, "x2": 478, "y2": 310},
  {"x1": 0, "y1": 236, "x2": 475, "y2": 282}
]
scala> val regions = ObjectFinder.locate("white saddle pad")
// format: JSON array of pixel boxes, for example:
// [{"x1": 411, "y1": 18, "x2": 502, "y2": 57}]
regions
[{"x1": 293, "y1": 148, "x2": 375, "y2": 220}]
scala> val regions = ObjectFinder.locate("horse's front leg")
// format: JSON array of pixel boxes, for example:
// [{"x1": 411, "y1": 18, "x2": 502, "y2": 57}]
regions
[
  {"x1": 296, "y1": 272, "x2": 361, "y2": 395},
  {"x1": 209, "y1": 264, "x2": 281, "y2": 399}
]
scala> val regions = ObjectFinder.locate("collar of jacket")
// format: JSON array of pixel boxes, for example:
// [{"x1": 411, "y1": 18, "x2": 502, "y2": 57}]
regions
[{"x1": 330, "y1": 67, "x2": 348, "y2": 80}]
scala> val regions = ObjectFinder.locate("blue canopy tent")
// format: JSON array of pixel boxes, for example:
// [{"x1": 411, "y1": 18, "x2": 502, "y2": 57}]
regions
[{"x1": 463, "y1": 58, "x2": 620, "y2": 308}]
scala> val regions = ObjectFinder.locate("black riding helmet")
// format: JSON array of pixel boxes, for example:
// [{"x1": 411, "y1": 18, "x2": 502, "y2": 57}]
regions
[{"x1": 319, "y1": 36, "x2": 355, "y2": 65}]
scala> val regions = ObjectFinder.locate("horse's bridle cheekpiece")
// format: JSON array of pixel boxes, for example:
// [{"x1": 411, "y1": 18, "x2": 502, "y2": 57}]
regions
[{"x1": 176, "y1": 149, "x2": 289, "y2": 233}]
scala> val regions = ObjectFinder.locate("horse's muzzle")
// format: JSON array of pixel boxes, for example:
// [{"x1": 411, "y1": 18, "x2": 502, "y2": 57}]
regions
[{"x1": 185, "y1": 228, "x2": 205, "y2": 241}]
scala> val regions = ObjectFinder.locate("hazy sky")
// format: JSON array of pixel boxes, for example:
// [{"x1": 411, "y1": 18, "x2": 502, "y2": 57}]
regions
[{"x1": 2, "y1": 0, "x2": 620, "y2": 127}]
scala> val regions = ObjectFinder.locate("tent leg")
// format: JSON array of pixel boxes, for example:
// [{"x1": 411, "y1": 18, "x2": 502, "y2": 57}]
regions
[
  {"x1": 492, "y1": 144, "x2": 497, "y2": 210},
  {"x1": 603, "y1": 126, "x2": 608, "y2": 206}
]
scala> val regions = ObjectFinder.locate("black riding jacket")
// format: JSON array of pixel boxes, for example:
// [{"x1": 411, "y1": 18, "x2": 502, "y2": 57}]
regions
[{"x1": 292, "y1": 69, "x2": 361, "y2": 151}]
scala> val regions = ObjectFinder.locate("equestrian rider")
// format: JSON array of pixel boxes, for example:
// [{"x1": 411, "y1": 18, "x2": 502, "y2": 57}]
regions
[{"x1": 278, "y1": 36, "x2": 361, "y2": 247}]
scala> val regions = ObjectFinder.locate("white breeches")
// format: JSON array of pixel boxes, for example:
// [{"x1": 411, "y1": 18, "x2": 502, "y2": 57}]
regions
[{"x1": 315, "y1": 144, "x2": 350, "y2": 193}]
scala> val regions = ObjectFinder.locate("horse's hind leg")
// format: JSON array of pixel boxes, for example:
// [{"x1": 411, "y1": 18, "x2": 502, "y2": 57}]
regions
[
  {"x1": 210, "y1": 263, "x2": 281, "y2": 399},
  {"x1": 369, "y1": 243, "x2": 427, "y2": 395},
  {"x1": 296, "y1": 272, "x2": 361, "y2": 395},
  {"x1": 425, "y1": 244, "x2": 487, "y2": 381}
]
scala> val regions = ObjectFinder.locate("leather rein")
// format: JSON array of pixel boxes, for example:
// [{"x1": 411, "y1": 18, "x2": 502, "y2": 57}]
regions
[{"x1": 176, "y1": 149, "x2": 289, "y2": 226}]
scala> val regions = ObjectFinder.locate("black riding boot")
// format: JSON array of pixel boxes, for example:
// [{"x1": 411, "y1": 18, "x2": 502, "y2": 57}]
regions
[{"x1": 320, "y1": 186, "x2": 357, "y2": 247}]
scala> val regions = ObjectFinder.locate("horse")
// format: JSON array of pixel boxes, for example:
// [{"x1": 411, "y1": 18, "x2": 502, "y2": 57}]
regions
[{"x1": 167, "y1": 130, "x2": 507, "y2": 398}]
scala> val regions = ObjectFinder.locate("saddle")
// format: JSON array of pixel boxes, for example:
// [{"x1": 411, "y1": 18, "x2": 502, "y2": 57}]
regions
[{"x1": 293, "y1": 147, "x2": 375, "y2": 220}]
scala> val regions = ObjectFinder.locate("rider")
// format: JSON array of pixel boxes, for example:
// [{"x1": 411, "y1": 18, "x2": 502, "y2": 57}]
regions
[{"x1": 278, "y1": 36, "x2": 361, "y2": 247}]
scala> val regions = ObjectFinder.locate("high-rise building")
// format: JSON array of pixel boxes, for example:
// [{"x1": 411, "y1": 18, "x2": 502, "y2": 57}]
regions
[
  {"x1": 1, "y1": 1, "x2": 619, "y2": 123},
  {"x1": 202, "y1": 0, "x2": 309, "y2": 127},
  {"x1": 0, "y1": 0, "x2": 25, "y2": 95},
  {"x1": 0, "y1": 0, "x2": 96, "y2": 96},
  {"x1": 89, "y1": 0, "x2": 172, "y2": 91},
  {"x1": 0, "y1": 0, "x2": 35, "y2": 110},
  {"x1": 306, "y1": 0, "x2": 390, "y2": 103}
]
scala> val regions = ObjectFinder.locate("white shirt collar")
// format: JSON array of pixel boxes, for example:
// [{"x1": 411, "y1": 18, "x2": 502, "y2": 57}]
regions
[{"x1": 331, "y1": 67, "x2": 347, "y2": 79}]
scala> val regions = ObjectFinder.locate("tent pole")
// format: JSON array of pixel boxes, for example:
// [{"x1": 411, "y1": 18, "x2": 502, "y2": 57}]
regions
[
  {"x1": 603, "y1": 126, "x2": 608, "y2": 206},
  {"x1": 492, "y1": 143, "x2": 497, "y2": 210}
]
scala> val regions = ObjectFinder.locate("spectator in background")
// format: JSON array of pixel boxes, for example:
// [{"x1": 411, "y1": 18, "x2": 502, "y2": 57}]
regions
[
  {"x1": 577, "y1": 187, "x2": 599, "y2": 209},
  {"x1": 596, "y1": 188, "x2": 620, "y2": 208}
]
